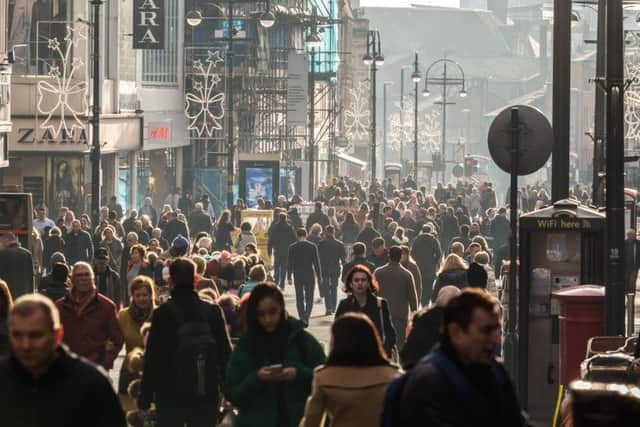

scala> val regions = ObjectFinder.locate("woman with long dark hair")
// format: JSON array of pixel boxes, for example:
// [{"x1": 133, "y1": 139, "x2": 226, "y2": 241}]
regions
[
  {"x1": 214, "y1": 210, "x2": 235, "y2": 251},
  {"x1": 224, "y1": 282, "x2": 325, "y2": 427},
  {"x1": 299, "y1": 313, "x2": 400, "y2": 427},
  {"x1": 335, "y1": 265, "x2": 396, "y2": 355}
]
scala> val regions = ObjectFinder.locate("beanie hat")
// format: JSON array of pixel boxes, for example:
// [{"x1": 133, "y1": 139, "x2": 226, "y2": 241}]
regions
[
  {"x1": 467, "y1": 262, "x2": 488, "y2": 289},
  {"x1": 49, "y1": 251, "x2": 67, "y2": 269},
  {"x1": 171, "y1": 234, "x2": 189, "y2": 250}
]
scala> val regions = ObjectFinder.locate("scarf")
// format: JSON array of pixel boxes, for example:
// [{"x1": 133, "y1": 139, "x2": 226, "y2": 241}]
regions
[
  {"x1": 70, "y1": 287, "x2": 97, "y2": 317},
  {"x1": 128, "y1": 303, "x2": 152, "y2": 327}
]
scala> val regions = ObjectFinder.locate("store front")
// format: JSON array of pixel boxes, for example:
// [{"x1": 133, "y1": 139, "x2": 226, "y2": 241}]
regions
[{"x1": 3, "y1": 115, "x2": 141, "y2": 215}]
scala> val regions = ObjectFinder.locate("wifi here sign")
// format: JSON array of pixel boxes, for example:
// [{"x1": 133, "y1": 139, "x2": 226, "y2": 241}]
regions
[{"x1": 133, "y1": 0, "x2": 165, "y2": 50}]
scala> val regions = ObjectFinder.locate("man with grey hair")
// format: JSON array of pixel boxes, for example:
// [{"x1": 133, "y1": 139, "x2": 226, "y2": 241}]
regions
[
  {"x1": 56, "y1": 262, "x2": 123, "y2": 370},
  {"x1": 400, "y1": 285, "x2": 461, "y2": 369},
  {"x1": 0, "y1": 232, "x2": 34, "y2": 297},
  {"x1": 189, "y1": 201, "x2": 213, "y2": 236},
  {"x1": 64, "y1": 219, "x2": 94, "y2": 265},
  {"x1": 0, "y1": 294, "x2": 125, "y2": 426}
]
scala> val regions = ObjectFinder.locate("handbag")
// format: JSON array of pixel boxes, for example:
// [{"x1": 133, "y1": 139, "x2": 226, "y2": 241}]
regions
[{"x1": 377, "y1": 297, "x2": 399, "y2": 362}]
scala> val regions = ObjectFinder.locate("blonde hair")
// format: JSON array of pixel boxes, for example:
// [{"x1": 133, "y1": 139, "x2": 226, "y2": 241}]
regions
[
  {"x1": 438, "y1": 253, "x2": 468, "y2": 275},
  {"x1": 310, "y1": 223, "x2": 323, "y2": 235}
]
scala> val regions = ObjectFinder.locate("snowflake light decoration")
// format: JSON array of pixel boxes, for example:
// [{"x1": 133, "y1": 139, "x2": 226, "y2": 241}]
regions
[
  {"x1": 185, "y1": 50, "x2": 226, "y2": 137},
  {"x1": 624, "y1": 49, "x2": 640, "y2": 150},
  {"x1": 387, "y1": 100, "x2": 441, "y2": 153},
  {"x1": 344, "y1": 81, "x2": 370, "y2": 139},
  {"x1": 37, "y1": 26, "x2": 88, "y2": 138}
]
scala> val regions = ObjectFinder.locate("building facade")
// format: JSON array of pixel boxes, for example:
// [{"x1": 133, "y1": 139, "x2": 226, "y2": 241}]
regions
[{"x1": 0, "y1": 0, "x2": 10, "y2": 169}]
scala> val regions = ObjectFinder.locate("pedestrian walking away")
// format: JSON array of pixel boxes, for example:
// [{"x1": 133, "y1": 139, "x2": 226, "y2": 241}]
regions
[{"x1": 287, "y1": 228, "x2": 323, "y2": 325}]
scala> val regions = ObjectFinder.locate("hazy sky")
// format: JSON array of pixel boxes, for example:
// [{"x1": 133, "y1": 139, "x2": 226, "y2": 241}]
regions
[{"x1": 360, "y1": 0, "x2": 460, "y2": 7}]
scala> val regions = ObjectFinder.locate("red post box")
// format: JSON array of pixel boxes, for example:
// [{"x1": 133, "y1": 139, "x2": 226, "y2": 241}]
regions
[{"x1": 552, "y1": 285, "x2": 605, "y2": 385}]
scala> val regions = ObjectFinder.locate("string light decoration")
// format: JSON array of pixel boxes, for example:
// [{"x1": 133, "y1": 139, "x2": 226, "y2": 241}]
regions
[
  {"x1": 344, "y1": 81, "x2": 370, "y2": 139},
  {"x1": 388, "y1": 100, "x2": 441, "y2": 153},
  {"x1": 37, "y1": 26, "x2": 88, "y2": 137},
  {"x1": 624, "y1": 46, "x2": 640, "y2": 152},
  {"x1": 185, "y1": 50, "x2": 226, "y2": 137}
]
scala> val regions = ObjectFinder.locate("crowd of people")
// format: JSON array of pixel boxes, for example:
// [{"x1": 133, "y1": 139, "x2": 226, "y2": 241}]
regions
[{"x1": 0, "y1": 175, "x2": 562, "y2": 427}]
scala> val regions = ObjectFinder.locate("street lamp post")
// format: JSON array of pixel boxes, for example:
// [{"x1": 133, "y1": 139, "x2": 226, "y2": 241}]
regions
[
  {"x1": 411, "y1": 52, "x2": 421, "y2": 184},
  {"x1": 306, "y1": 8, "x2": 321, "y2": 200},
  {"x1": 383, "y1": 81, "x2": 393, "y2": 174},
  {"x1": 423, "y1": 59, "x2": 467, "y2": 183},
  {"x1": 186, "y1": 2, "x2": 275, "y2": 209},
  {"x1": 90, "y1": 0, "x2": 103, "y2": 227},
  {"x1": 363, "y1": 30, "x2": 384, "y2": 183}
]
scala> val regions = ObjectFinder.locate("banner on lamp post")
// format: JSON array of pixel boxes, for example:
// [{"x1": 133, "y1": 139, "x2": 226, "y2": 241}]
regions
[
  {"x1": 287, "y1": 52, "x2": 308, "y2": 126},
  {"x1": 133, "y1": 0, "x2": 165, "y2": 49}
]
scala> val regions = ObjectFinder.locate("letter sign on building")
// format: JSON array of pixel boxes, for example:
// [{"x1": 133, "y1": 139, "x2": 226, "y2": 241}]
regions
[{"x1": 133, "y1": 0, "x2": 165, "y2": 49}]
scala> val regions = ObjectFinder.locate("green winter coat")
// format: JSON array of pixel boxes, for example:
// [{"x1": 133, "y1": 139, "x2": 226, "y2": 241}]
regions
[{"x1": 224, "y1": 317, "x2": 326, "y2": 427}]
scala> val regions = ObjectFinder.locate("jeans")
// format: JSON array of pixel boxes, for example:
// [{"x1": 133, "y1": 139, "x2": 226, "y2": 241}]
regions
[
  {"x1": 294, "y1": 279, "x2": 315, "y2": 323},
  {"x1": 273, "y1": 254, "x2": 288, "y2": 289},
  {"x1": 323, "y1": 273, "x2": 339, "y2": 313}
]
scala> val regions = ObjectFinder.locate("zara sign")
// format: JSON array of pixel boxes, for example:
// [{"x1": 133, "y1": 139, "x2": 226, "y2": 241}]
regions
[{"x1": 133, "y1": 0, "x2": 165, "y2": 50}]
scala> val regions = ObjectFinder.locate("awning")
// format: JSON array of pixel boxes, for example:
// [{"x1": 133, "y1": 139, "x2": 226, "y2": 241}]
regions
[{"x1": 336, "y1": 152, "x2": 367, "y2": 169}]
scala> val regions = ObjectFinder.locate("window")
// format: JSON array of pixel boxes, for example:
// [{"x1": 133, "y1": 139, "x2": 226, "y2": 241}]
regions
[
  {"x1": 8, "y1": 0, "x2": 72, "y2": 75},
  {"x1": 142, "y1": 0, "x2": 178, "y2": 84}
]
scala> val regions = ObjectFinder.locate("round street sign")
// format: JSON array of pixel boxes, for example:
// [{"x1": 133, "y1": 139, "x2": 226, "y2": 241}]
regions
[
  {"x1": 452, "y1": 163, "x2": 464, "y2": 178},
  {"x1": 488, "y1": 105, "x2": 553, "y2": 176}
]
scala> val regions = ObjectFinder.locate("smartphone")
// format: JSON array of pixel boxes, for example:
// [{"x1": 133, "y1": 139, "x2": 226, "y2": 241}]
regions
[{"x1": 266, "y1": 364, "x2": 283, "y2": 371}]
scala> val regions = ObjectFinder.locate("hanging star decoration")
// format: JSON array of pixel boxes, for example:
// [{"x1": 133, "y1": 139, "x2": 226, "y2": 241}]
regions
[
  {"x1": 37, "y1": 26, "x2": 88, "y2": 138},
  {"x1": 344, "y1": 81, "x2": 370, "y2": 140},
  {"x1": 185, "y1": 50, "x2": 226, "y2": 137}
]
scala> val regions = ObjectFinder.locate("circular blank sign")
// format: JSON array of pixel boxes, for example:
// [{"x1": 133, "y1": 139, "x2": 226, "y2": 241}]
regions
[{"x1": 488, "y1": 105, "x2": 553, "y2": 176}]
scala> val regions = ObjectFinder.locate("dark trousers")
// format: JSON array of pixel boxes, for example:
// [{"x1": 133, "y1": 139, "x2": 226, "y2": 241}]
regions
[
  {"x1": 156, "y1": 403, "x2": 218, "y2": 427},
  {"x1": 323, "y1": 272, "x2": 339, "y2": 313},
  {"x1": 392, "y1": 317, "x2": 408, "y2": 350},
  {"x1": 294, "y1": 278, "x2": 315, "y2": 323},
  {"x1": 274, "y1": 254, "x2": 288, "y2": 289}
]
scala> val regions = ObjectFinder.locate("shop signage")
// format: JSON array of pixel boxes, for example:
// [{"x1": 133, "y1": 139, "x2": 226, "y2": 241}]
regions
[
  {"x1": 287, "y1": 52, "x2": 308, "y2": 126},
  {"x1": 535, "y1": 218, "x2": 593, "y2": 230},
  {"x1": 148, "y1": 124, "x2": 170, "y2": 140},
  {"x1": 13, "y1": 126, "x2": 88, "y2": 146},
  {"x1": 133, "y1": 0, "x2": 165, "y2": 50}
]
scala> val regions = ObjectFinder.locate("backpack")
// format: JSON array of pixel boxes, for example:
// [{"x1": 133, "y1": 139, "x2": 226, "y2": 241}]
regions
[
  {"x1": 380, "y1": 349, "x2": 508, "y2": 427},
  {"x1": 168, "y1": 301, "x2": 219, "y2": 400}
]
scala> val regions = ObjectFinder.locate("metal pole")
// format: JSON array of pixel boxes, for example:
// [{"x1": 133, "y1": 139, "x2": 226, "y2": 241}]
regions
[
  {"x1": 371, "y1": 61, "x2": 377, "y2": 182},
  {"x1": 505, "y1": 107, "x2": 520, "y2": 382},
  {"x1": 383, "y1": 83, "x2": 388, "y2": 173},
  {"x1": 592, "y1": 0, "x2": 606, "y2": 206},
  {"x1": 551, "y1": 0, "x2": 571, "y2": 201},
  {"x1": 308, "y1": 48, "x2": 315, "y2": 199},
  {"x1": 90, "y1": 0, "x2": 102, "y2": 227},
  {"x1": 605, "y1": 0, "x2": 625, "y2": 336},
  {"x1": 441, "y1": 62, "x2": 448, "y2": 183},
  {"x1": 400, "y1": 68, "x2": 405, "y2": 171},
  {"x1": 414, "y1": 79, "x2": 418, "y2": 184},
  {"x1": 226, "y1": 0, "x2": 235, "y2": 209}
]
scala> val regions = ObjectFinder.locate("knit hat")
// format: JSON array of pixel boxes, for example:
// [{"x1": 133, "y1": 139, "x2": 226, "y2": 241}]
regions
[
  {"x1": 95, "y1": 247, "x2": 109, "y2": 260},
  {"x1": 171, "y1": 234, "x2": 189, "y2": 250},
  {"x1": 467, "y1": 262, "x2": 488, "y2": 289},
  {"x1": 49, "y1": 251, "x2": 66, "y2": 268}
]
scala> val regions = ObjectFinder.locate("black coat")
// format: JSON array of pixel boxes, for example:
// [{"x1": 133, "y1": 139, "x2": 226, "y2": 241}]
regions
[
  {"x1": 64, "y1": 230, "x2": 94, "y2": 265},
  {"x1": 189, "y1": 211, "x2": 213, "y2": 236},
  {"x1": 139, "y1": 286, "x2": 232, "y2": 407},
  {"x1": 268, "y1": 221, "x2": 296, "y2": 257},
  {"x1": 38, "y1": 276, "x2": 68, "y2": 302},
  {"x1": 491, "y1": 215, "x2": 510, "y2": 250},
  {"x1": 287, "y1": 240, "x2": 322, "y2": 283},
  {"x1": 0, "y1": 243, "x2": 34, "y2": 298},
  {"x1": 0, "y1": 346, "x2": 126, "y2": 427},
  {"x1": 318, "y1": 237, "x2": 346, "y2": 277},
  {"x1": 43, "y1": 235, "x2": 65, "y2": 269},
  {"x1": 355, "y1": 227, "x2": 381, "y2": 254},
  {"x1": 431, "y1": 268, "x2": 468, "y2": 303},
  {"x1": 400, "y1": 306, "x2": 444, "y2": 369},
  {"x1": 335, "y1": 293, "x2": 396, "y2": 354},
  {"x1": 339, "y1": 221, "x2": 359, "y2": 244},
  {"x1": 305, "y1": 211, "x2": 330, "y2": 231},
  {"x1": 400, "y1": 343, "x2": 525, "y2": 427},
  {"x1": 162, "y1": 219, "x2": 190, "y2": 244},
  {"x1": 341, "y1": 258, "x2": 376, "y2": 282}
]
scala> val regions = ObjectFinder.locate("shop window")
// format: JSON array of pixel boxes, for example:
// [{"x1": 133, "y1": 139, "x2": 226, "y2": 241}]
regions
[
  {"x1": 8, "y1": 0, "x2": 73, "y2": 75},
  {"x1": 142, "y1": 0, "x2": 178, "y2": 84}
]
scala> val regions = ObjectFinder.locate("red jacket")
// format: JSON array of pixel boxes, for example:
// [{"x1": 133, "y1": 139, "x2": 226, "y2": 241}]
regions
[{"x1": 56, "y1": 292, "x2": 124, "y2": 370}]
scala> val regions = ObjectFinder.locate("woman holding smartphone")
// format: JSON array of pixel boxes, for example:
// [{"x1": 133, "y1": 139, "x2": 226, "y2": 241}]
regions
[{"x1": 224, "y1": 282, "x2": 326, "y2": 427}]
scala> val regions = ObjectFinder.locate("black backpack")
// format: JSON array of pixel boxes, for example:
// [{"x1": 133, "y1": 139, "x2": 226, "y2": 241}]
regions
[{"x1": 169, "y1": 301, "x2": 219, "y2": 400}]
